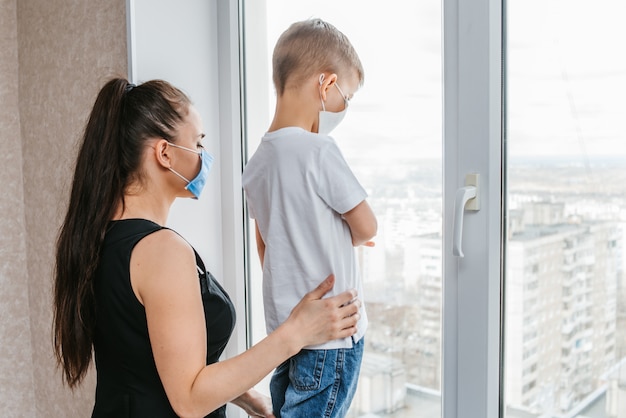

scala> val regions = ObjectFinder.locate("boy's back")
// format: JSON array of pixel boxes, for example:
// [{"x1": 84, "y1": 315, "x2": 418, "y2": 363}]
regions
[
  {"x1": 242, "y1": 126, "x2": 368, "y2": 349},
  {"x1": 242, "y1": 18, "x2": 377, "y2": 418}
]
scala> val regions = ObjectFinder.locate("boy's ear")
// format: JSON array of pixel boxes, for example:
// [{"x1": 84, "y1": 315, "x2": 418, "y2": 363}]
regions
[{"x1": 319, "y1": 73, "x2": 338, "y2": 102}]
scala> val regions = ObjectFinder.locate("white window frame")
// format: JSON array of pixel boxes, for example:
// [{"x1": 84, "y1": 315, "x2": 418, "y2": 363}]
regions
[
  {"x1": 213, "y1": 0, "x2": 248, "y2": 356},
  {"x1": 442, "y1": 0, "x2": 504, "y2": 417}
]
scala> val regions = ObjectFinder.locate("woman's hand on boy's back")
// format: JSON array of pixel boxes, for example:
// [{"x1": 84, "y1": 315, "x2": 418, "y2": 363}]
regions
[{"x1": 281, "y1": 274, "x2": 361, "y2": 351}]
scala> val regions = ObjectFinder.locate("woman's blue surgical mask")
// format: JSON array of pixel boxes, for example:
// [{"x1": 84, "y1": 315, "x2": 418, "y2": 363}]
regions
[
  {"x1": 167, "y1": 142, "x2": 214, "y2": 199},
  {"x1": 318, "y1": 74, "x2": 350, "y2": 135}
]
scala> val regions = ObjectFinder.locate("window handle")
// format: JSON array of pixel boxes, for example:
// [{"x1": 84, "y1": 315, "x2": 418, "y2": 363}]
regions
[{"x1": 452, "y1": 174, "x2": 480, "y2": 257}]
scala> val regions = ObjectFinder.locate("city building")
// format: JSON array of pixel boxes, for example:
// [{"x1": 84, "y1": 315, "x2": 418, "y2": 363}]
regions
[{"x1": 506, "y1": 203, "x2": 622, "y2": 415}]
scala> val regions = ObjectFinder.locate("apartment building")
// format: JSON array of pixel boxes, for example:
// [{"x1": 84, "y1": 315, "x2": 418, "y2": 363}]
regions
[{"x1": 506, "y1": 207, "x2": 622, "y2": 414}]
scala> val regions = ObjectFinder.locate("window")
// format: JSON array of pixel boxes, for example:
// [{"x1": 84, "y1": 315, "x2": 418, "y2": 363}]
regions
[
  {"x1": 504, "y1": 0, "x2": 626, "y2": 416},
  {"x1": 240, "y1": 0, "x2": 625, "y2": 416},
  {"x1": 242, "y1": 1, "x2": 443, "y2": 416}
]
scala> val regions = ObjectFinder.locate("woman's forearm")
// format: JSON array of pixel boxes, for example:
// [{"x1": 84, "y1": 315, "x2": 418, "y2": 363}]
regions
[
  {"x1": 161, "y1": 275, "x2": 359, "y2": 418},
  {"x1": 183, "y1": 323, "x2": 298, "y2": 417}
]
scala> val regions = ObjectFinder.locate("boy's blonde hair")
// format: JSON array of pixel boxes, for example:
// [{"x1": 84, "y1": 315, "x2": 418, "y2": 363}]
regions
[{"x1": 272, "y1": 18, "x2": 364, "y2": 96}]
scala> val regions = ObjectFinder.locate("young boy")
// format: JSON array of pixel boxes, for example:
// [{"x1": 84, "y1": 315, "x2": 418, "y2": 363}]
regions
[{"x1": 242, "y1": 18, "x2": 377, "y2": 418}]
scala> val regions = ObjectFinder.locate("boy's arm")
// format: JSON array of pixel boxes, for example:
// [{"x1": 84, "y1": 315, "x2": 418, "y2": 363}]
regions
[
  {"x1": 342, "y1": 200, "x2": 377, "y2": 247},
  {"x1": 255, "y1": 221, "x2": 266, "y2": 267}
]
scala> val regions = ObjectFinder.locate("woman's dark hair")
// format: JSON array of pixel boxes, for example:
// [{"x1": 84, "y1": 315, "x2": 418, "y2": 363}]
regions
[{"x1": 53, "y1": 78, "x2": 191, "y2": 387}]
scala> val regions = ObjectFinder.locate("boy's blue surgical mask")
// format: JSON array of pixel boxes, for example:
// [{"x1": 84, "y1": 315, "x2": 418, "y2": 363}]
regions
[
  {"x1": 167, "y1": 142, "x2": 214, "y2": 199},
  {"x1": 318, "y1": 74, "x2": 349, "y2": 135}
]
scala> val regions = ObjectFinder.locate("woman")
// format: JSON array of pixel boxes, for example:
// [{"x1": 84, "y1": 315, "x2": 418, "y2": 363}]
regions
[{"x1": 53, "y1": 78, "x2": 361, "y2": 418}]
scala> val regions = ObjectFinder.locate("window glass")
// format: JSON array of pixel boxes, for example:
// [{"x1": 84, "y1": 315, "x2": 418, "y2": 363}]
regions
[{"x1": 505, "y1": 1, "x2": 626, "y2": 416}]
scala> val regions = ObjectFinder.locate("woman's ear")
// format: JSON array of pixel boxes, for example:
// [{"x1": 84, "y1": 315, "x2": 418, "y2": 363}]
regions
[
  {"x1": 319, "y1": 73, "x2": 338, "y2": 102},
  {"x1": 153, "y1": 139, "x2": 172, "y2": 169}
]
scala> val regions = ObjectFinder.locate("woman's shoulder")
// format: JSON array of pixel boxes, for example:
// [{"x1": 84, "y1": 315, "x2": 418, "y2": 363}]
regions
[
  {"x1": 130, "y1": 227, "x2": 198, "y2": 305},
  {"x1": 132, "y1": 226, "x2": 193, "y2": 260}
]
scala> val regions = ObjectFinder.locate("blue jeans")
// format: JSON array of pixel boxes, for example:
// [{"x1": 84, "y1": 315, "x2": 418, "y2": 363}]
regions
[{"x1": 270, "y1": 338, "x2": 364, "y2": 418}]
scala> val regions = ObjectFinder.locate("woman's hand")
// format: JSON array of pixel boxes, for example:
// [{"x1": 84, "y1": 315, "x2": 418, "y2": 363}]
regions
[
  {"x1": 231, "y1": 389, "x2": 274, "y2": 417},
  {"x1": 282, "y1": 275, "x2": 361, "y2": 350}
]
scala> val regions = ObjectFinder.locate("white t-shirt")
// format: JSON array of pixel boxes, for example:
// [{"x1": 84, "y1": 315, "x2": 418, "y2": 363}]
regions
[{"x1": 242, "y1": 127, "x2": 368, "y2": 349}]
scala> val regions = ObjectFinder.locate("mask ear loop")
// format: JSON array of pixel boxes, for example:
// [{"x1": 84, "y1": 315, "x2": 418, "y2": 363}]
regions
[
  {"x1": 168, "y1": 167, "x2": 191, "y2": 184},
  {"x1": 319, "y1": 74, "x2": 326, "y2": 111}
]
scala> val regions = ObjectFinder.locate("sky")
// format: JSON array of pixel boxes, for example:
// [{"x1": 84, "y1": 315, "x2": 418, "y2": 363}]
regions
[{"x1": 256, "y1": 0, "x2": 626, "y2": 161}]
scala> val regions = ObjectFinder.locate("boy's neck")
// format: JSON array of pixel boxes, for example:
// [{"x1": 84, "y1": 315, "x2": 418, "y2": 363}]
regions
[{"x1": 268, "y1": 88, "x2": 319, "y2": 134}]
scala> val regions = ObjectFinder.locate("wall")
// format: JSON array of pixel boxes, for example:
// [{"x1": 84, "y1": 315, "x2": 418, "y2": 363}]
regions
[
  {"x1": 130, "y1": 0, "x2": 223, "y2": 276},
  {"x1": 0, "y1": 0, "x2": 127, "y2": 415},
  {"x1": 0, "y1": 0, "x2": 36, "y2": 415}
]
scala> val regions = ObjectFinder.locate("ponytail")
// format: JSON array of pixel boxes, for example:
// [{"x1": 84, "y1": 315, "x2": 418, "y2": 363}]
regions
[{"x1": 53, "y1": 78, "x2": 190, "y2": 387}]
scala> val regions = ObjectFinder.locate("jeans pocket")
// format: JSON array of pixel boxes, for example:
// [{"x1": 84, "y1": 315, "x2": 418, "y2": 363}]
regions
[{"x1": 289, "y1": 349, "x2": 327, "y2": 391}]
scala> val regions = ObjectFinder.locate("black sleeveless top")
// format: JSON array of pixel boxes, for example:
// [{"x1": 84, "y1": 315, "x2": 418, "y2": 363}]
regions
[{"x1": 92, "y1": 219, "x2": 236, "y2": 418}]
